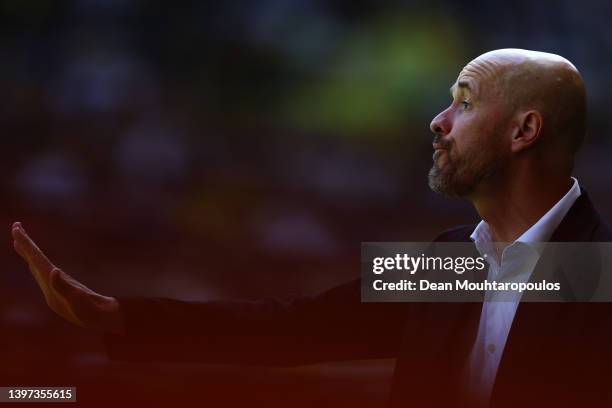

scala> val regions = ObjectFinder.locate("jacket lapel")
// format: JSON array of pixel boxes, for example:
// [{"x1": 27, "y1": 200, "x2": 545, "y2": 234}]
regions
[{"x1": 490, "y1": 189, "x2": 603, "y2": 402}]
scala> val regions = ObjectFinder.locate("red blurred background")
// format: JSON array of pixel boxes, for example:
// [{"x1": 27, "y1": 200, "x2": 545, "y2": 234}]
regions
[{"x1": 1, "y1": 1, "x2": 611, "y2": 406}]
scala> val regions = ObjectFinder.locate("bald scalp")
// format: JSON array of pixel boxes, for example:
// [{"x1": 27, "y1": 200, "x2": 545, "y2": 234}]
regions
[{"x1": 468, "y1": 49, "x2": 587, "y2": 155}]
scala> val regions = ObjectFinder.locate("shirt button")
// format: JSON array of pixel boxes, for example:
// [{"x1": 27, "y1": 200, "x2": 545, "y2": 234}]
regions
[{"x1": 487, "y1": 343, "x2": 496, "y2": 354}]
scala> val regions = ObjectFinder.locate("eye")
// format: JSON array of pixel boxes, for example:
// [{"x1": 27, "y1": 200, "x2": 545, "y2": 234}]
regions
[{"x1": 461, "y1": 100, "x2": 471, "y2": 110}]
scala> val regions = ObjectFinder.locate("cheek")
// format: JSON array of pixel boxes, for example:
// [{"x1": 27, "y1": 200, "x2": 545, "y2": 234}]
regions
[
  {"x1": 449, "y1": 110, "x2": 479, "y2": 137},
  {"x1": 449, "y1": 123, "x2": 492, "y2": 163},
  {"x1": 458, "y1": 113, "x2": 499, "y2": 143},
  {"x1": 487, "y1": 120, "x2": 513, "y2": 153},
  {"x1": 447, "y1": 121, "x2": 476, "y2": 156}
]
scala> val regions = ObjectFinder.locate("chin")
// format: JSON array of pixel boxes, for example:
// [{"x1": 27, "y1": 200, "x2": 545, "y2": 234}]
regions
[{"x1": 428, "y1": 173, "x2": 473, "y2": 198}]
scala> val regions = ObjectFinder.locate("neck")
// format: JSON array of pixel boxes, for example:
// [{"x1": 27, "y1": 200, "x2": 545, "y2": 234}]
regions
[{"x1": 470, "y1": 168, "x2": 573, "y2": 243}]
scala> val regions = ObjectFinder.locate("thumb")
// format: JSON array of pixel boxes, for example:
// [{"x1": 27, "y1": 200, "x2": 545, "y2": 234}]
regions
[
  {"x1": 48, "y1": 268, "x2": 86, "y2": 327},
  {"x1": 50, "y1": 268, "x2": 76, "y2": 297}
]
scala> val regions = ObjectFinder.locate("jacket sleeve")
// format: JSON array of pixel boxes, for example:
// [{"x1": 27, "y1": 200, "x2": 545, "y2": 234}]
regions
[{"x1": 104, "y1": 278, "x2": 411, "y2": 366}]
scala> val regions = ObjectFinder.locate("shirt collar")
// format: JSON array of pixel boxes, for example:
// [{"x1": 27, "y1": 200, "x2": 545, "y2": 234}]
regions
[{"x1": 470, "y1": 177, "x2": 581, "y2": 255}]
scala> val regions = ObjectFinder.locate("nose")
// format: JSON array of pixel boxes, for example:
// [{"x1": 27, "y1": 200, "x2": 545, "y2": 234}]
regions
[{"x1": 430, "y1": 108, "x2": 451, "y2": 136}]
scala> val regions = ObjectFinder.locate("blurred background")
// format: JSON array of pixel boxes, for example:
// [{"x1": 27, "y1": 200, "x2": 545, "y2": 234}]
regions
[{"x1": 1, "y1": 0, "x2": 611, "y2": 406}]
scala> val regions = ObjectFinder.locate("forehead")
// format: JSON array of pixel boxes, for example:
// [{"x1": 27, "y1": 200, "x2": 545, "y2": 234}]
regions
[{"x1": 452, "y1": 58, "x2": 504, "y2": 98}]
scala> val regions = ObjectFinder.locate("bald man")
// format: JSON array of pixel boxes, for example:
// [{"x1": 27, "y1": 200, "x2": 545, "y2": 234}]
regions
[{"x1": 11, "y1": 49, "x2": 612, "y2": 407}]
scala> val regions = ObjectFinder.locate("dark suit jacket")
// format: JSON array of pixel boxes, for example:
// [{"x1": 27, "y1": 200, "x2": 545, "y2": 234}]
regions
[{"x1": 106, "y1": 190, "x2": 612, "y2": 407}]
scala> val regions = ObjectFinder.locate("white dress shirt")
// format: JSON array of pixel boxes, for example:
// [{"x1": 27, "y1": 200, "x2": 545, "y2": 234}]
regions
[{"x1": 466, "y1": 177, "x2": 581, "y2": 405}]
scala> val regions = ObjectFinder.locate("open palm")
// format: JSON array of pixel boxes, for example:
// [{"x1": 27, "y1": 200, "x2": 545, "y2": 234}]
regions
[{"x1": 12, "y1": 222, "x2": 124, "y2": 334}]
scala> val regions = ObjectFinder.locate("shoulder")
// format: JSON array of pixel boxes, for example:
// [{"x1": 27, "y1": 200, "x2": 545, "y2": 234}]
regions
[
  {"x1": 553, "y1": 188, "x2": 612, "y2": 242},
  {"x1": 432, "y1": 224, "x2": 476, "y2": 242}
]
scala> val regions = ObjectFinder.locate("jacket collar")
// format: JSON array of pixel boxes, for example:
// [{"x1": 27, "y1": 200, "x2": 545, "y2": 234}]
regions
[{"x1": 548, "y1": 187, "x2": 601, "y2": 242}]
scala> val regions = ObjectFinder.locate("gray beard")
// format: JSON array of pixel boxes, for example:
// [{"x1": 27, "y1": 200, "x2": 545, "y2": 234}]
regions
[
  {"x1": 428, "y1": 164, "x2": 468, "y2": 197},
  {"x1": 428, "y1": 155, "x2": 501, "y2": 198}
]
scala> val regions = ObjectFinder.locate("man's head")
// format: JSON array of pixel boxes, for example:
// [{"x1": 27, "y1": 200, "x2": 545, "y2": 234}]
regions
[{"x1": 428, "y1": 48, "x2": 586, "y2": 198}]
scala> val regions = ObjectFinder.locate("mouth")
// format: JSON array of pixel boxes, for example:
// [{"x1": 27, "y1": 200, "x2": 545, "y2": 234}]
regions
[
  {"x1": 433, "y1": 148, "x2": 447, "y2": 160},
  {"x1": 432, "y1": 149, "x2": 450, "y2": 169}
]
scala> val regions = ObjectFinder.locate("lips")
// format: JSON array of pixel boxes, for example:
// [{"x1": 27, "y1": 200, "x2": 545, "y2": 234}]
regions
[
  {"x1": 433, "y1": 149, "x2": 447, "y2": 160},
  {"x1": 433, "y1": 149, "x2": 450, "y2": 169}
]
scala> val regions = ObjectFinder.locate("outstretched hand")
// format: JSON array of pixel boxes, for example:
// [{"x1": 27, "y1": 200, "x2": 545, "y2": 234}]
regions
[{"x1": 12, "y1": 222, "x2": 125, "y2": 335}]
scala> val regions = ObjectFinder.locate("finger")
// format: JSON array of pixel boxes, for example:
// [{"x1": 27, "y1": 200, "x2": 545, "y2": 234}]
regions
[
  {"x1": 12, "y1": 224, "x2": 54, "y2": 269},
  {"x1": 51, "y1": 268, "x2": 89, "y2": 295},
  {"x1": 51, "y1": 268, "x2": 76, "y2": 296},
  {"x1": 14, "y1": 239, "x2": 52, "y2": 293},
  {"x1": 12, "y1": 225, "x2": 56, "y2": 282},
  {"x1": 13, "y1": 238, "x2": 25, "y2": 258},
  {"x1": 48, "y1": 268, "x2": 84, "y2": 326},
  {"x1": 11, "y1": 221, "x2": 24, "y2": 240}
]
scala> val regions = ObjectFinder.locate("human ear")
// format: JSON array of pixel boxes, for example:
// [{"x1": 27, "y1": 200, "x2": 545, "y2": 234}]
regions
[{"x1": 511, "y1": 110, "x2": 543, "y2": 153}]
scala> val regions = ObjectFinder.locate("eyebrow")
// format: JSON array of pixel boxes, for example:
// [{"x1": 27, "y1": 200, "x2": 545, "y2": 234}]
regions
[{"x1": 450, "y1": 80, "x2": 473, "y2": 97}]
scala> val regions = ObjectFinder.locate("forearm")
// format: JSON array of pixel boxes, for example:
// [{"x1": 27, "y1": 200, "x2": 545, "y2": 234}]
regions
[{"x1": 105, "y1": 279, "x2": 409, "y2": 366}]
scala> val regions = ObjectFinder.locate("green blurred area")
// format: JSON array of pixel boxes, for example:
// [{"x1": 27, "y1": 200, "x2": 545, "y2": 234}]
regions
[{"x1": 285, "y1": 13, "x2": 465, "y2": 138}]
